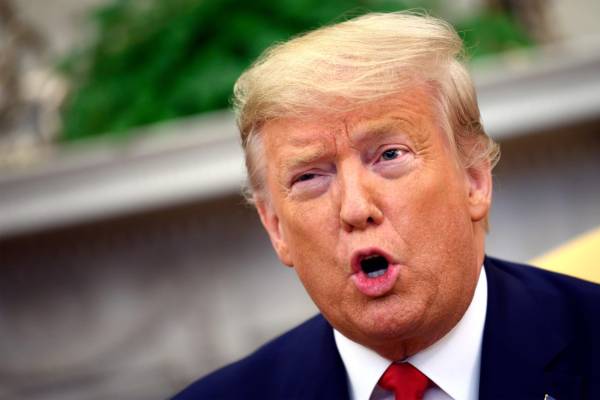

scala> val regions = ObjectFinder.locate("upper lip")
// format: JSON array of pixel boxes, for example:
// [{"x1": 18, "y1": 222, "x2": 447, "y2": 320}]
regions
[{"x1": 350, "y1": 247, "x2": 397, "y2": 273}]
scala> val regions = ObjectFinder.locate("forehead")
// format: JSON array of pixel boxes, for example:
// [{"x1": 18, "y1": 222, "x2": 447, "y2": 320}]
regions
[{"x1": 261, "y1": 85, "x2": 442, "y2": 151}]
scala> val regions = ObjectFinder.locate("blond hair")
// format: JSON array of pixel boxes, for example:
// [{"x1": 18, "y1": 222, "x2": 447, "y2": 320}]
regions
[{"x1": 233, "y1": 11, "x2": 499, "y2": 201}]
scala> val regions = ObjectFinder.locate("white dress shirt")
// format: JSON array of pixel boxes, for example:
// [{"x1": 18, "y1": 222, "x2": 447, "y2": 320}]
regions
[{"x1": 334, "y1": 266, "x2": 488, "y2": 400}]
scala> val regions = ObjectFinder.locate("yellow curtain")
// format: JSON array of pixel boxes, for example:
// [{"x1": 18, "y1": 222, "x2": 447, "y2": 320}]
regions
[{"x1": 531, "y1": 226, "x2": 600, "y2": 284}]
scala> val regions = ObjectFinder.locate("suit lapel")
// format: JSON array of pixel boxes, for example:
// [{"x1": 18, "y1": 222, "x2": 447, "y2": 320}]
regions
[
  {"x1": 278, "y1": 315, "x2": 350, "y2": 399},
  {"x1": 479, "y1": 257, "x2": 581, "y2": 399}
]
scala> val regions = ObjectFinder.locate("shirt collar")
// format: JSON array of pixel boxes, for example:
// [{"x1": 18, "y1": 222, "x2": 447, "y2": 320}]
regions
[
  {"x1": 334, "y1": 266, "x2": 488, "y2": 400},
  {"x1": 334, "y1": 327, "x2": 390, "y2": 400}
]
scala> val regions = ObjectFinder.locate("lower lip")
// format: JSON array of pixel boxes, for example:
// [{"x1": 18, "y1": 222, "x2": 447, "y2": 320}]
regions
[{"x1": 351, "y1": 264, "x2": 401, "y2": 297}]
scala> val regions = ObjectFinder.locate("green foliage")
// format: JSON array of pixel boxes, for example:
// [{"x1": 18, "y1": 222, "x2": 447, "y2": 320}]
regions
[
  {"x1": 457, "y1": 11, "x2": 532, "y2": 59},
  {"x1": 59, "y1": 0, "x2": 532, "y2": 141}
]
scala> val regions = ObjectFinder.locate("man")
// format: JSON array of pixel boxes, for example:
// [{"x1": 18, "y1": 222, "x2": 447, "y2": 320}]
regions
[{"x1": 173, "y1": 12, "x2": 600, "y2": 400}]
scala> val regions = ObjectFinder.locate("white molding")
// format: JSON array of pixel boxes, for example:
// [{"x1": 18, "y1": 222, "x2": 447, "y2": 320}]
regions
[
  {"x1": 475, "y1": 38, "x2": 600, "y2": 138},
  {"x1": 0, "y1": 112, "x2": 244, "y2": 238},
  {"x1": 1, "y1": 45, "x2": 600, "y2": 238}
]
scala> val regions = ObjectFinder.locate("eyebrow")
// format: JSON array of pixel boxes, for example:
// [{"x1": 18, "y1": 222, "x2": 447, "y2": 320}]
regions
[
  {"x1": 281, "y1": 144, "x2": 331, "y2": 172},
  {"x1": 349, "y1": 117, "x2": 417, "y2": 144}
]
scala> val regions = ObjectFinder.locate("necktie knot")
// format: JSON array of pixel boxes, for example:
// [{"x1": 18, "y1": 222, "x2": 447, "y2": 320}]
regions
[{"x1": 378, "y1": 362, "x2": 431, "y2": 400}]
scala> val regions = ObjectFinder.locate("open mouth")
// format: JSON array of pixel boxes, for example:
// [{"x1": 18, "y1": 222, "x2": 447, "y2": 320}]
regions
[
  {"x1": 360, "y1": 254, "x2": 390, "y2": 278},
  {"x1": 350, "y1": 248, "x2": 400, "y2": 297}
]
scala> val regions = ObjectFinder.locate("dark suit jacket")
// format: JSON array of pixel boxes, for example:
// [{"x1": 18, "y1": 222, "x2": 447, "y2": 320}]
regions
[{"x1": 172, "y1": 257, "x2": 600, "y2": 399}]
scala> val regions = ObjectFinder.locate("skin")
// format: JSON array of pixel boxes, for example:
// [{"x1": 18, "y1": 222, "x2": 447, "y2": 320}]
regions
[{"x1": 255, "y1": 85, "x2": 492, "y2": 360}]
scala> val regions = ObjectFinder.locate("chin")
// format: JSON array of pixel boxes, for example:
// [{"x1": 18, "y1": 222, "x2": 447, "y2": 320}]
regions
[{"x1": 339, "y1": 296, "x2": 427, "y2": 346}]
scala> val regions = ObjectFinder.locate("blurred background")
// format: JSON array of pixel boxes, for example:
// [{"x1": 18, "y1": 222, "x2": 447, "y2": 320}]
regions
[{"x1": 0, "y1": 0, "x2": 599, "y2": 399}]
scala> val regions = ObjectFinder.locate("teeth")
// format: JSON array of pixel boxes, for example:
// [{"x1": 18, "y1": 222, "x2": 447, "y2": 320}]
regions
[
  {"x1": 367, "y1": 269, "x2": 386, "y2": 278},
  {"x1": 360, "y1": 253, "x2": 389, "y2": 278}
]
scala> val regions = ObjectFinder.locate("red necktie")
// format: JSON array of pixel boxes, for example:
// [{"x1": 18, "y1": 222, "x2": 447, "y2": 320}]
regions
[{"x1": 378, "y1": 362, "x2": 431, "y2": 400}]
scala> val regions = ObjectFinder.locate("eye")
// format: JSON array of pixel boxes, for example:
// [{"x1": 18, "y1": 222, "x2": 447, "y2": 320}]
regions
[
  {"x1": 289, "y1": 165, "x2": 334, "y2": 192},
  {"x1": 295, "y1": 173, "x2": 317, "y2": 183},
  {"x1": 372, "y1": 145, "x2": 414, "y2": 178},
  {"x1": 380, "y1": 148, "x2": 405, "y2": 161},
  {"x1": 289, "y1": 170, "x2": 331, "y2": 199}
]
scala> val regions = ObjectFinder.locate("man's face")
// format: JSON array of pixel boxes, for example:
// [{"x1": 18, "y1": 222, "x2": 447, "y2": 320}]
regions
[{"x1": 255, "y1": 86, "x2": 491, "y2": 359}]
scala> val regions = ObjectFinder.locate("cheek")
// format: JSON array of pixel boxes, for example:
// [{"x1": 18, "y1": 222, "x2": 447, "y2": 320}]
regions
[
  {"x1": 406, "y1": 175, "x2": 476, "y2": 290},
  {"x1": 387, "y1": 165, "x2": 472, "y2": 257},
  {"x1": 289, "y1": 244, "x2": 346, "y2": 314},
  {"x1": 282, "y1": 194, "x2": 339, "y2": 240},
  {"x1": 280, "y1": 203, "x2": 346, "y2": 297},
  {"x1": 281, "y1": 201, "x2": 339, "y2": 264}
]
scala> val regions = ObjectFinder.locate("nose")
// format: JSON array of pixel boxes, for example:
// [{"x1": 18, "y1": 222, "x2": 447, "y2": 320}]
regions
[{"x1": 338, "y1": 165, "x2": 384, "y2": 232}]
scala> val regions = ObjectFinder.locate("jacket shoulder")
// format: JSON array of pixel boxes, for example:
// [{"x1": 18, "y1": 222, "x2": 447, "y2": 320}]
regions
[
  {"x1": 171, "y1": 314, "x2": 341, "y2": 399},
  {"x1": 486, "y1": 256, "x2": 600, "y2": 302},
  {"x1": 485, "y1": 256, "x2": 600, "y2": 339}
]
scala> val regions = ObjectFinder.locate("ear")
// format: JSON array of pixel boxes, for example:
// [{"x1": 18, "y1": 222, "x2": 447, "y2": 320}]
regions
[
  {"x1": 465, "y1": 160, "x2": 492, "y2": 223},
  {"x1": 255, "y1": 198, "x2": 293, "y2": 267}
]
